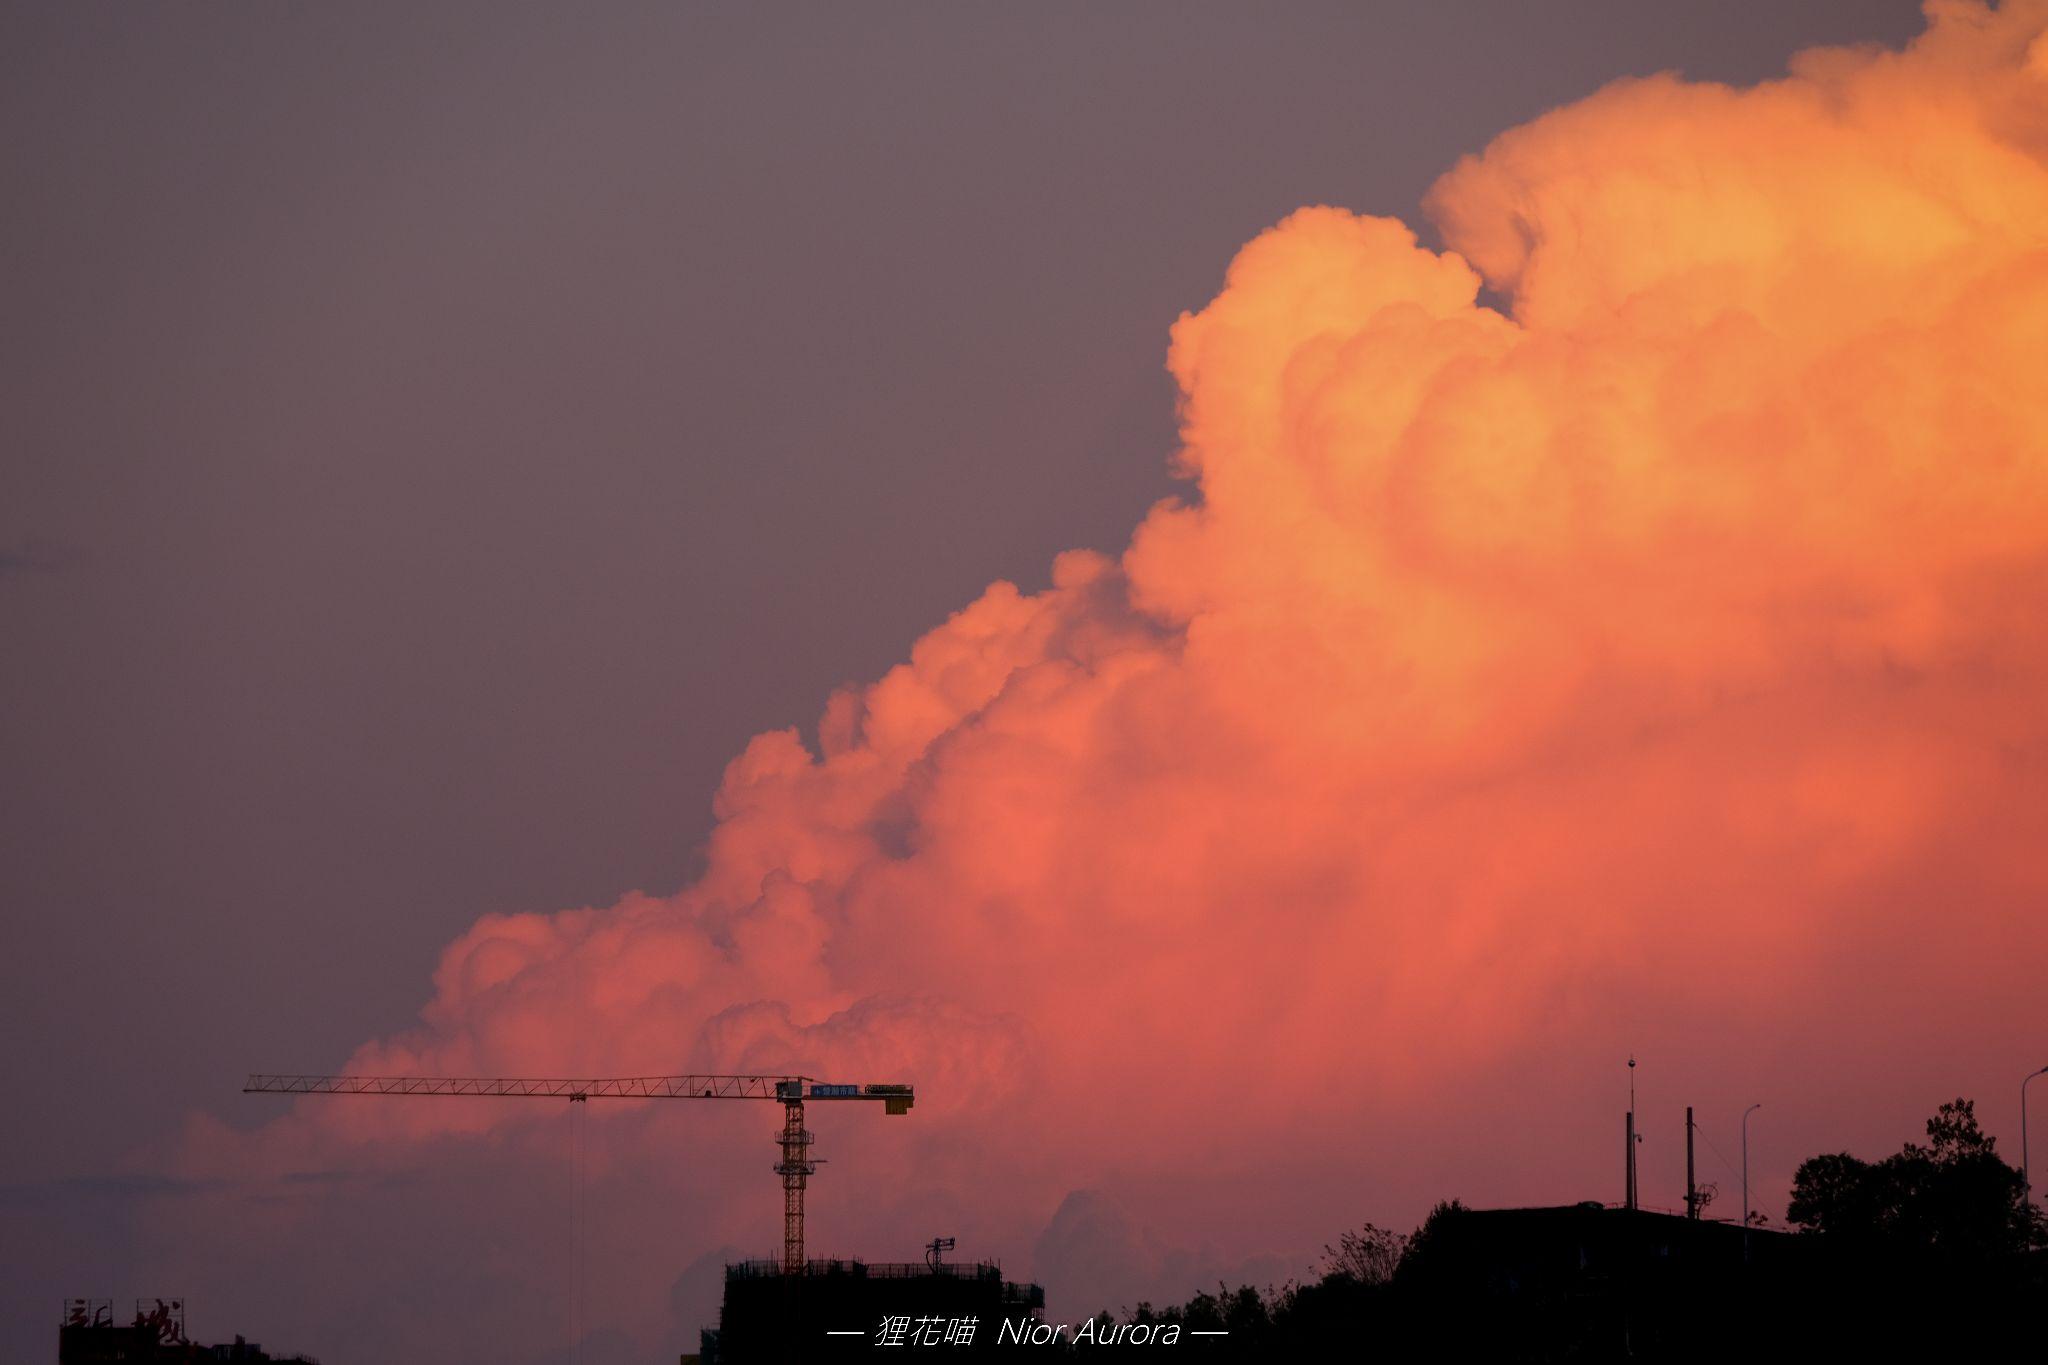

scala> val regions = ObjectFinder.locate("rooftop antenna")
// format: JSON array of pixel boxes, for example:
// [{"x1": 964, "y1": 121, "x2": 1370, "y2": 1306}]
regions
[
  {"x1": 926, "y1": 1237, "x2": 956, "y2": 1270},
  {"x1": 1625, "y1": 1056, "x2": 1640, "y2": 1211}
]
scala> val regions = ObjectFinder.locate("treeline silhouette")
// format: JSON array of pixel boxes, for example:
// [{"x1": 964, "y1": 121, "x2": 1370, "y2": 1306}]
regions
[{"x1": 1066, "y1": 1099, "x2": 2046, "y2": 1360}]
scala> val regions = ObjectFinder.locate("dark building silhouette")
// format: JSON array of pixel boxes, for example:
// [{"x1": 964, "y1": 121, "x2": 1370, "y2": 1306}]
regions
[
  {"x1": 199, "y1": 1338, "x2": 317, "y2": 1363},
  {"x1": 1401, "y1": 1204, "x2": 1791, "y2": 1360},
  {"x1": 1413, "y1": 1202, "x2": 1786, "y2": 1289},
  {"x1": 700, "y1": 1259, "x2": 1044, "y2": 1363}
]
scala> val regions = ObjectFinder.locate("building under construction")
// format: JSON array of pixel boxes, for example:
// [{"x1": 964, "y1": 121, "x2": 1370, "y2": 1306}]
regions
[
  {"x1": 57, "y1": 1300, "x2": 316, "y2": 1364},
  {"x1": 698, "y1": 1256, "x2": 1045, "y2": 1363}
]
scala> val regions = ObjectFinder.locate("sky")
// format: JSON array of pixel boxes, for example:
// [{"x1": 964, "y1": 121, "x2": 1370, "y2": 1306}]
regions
[{"x1": 15, "y1": 2, "x2": 2048, "y2": 1362}]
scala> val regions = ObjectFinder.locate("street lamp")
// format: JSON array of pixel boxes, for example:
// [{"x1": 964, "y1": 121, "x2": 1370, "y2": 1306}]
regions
[
  {"x1": 2025, "y1": 1065, "x2": 2048, "y2": 1204},
  {"x1": 1742, "y1": 1103, "x2": 1762, "y2": 1263}
]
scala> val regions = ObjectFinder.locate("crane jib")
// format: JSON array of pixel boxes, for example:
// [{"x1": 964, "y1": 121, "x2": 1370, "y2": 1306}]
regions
[
  {"x1": 243, "y1": 1069, "x2": 916, "y2": 1272},
  {"x1": 242, "y1": 1073, "x2": 913, "y2": 1110}
]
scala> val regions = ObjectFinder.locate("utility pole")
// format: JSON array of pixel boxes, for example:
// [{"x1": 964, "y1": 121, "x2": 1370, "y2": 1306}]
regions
[
  {"x1": 1685, "y1": 1106, "x2": 1698, "y2": 1220},
  {"x1": 1625, "y1": 1110, "x2": 1636, "y2": 1209},
  {"x1": 2024, "y1": 1065, "x2": 2048, "y2": 1205},
  {"x1": 1742, "y1": 1103, "x2": 1762, "y2": 1263}
]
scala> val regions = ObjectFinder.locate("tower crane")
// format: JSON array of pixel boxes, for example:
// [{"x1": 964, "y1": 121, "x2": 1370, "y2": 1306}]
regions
[{"x1": 243, "y1": 1072, "x2": 913, "y2": 1272}]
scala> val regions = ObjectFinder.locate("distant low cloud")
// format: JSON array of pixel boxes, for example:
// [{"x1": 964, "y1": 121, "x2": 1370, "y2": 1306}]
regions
[
  {"x1": 0, "y1": 542, "x2": 63, "y2": 577},
  {"x1": 1033, "y1": 1190, "x2": 1301, "y2": 1318},
  {"x1": 0, "y1": 1172, "x2": 219, "y2": 1208}
]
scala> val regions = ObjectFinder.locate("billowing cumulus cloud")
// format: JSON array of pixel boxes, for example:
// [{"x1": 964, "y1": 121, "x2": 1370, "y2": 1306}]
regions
[{"x1": 164, "y1": 5, "x2": 2048, "y2": 1359}]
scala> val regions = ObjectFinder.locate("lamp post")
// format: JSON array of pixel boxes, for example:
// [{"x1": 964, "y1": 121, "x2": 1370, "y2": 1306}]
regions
[
  {"x1": 1742, "y1": 1103, "x2": 1762, "y2": 1263},
  {"x1": 2025, "y1": 1065, "x2": 2048, "y2": 1205}
]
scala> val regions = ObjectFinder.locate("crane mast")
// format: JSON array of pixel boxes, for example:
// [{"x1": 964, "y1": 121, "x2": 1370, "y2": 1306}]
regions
[{"x1": 244, "y1": 1072, "x2": 913, "y2": 1272}]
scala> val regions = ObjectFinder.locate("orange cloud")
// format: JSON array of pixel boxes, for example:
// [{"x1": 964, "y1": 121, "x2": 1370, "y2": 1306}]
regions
[{"x1": 168, "y1": 3, "x2": 2048, "y2": 1355}]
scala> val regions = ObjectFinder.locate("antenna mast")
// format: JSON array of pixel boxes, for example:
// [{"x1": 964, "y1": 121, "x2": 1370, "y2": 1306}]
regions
[{"x1": 1625, "y1": 1056, "x2": 1639, "y2": 1211}]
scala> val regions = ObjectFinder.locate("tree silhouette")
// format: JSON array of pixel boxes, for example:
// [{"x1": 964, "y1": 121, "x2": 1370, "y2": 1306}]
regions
[
  {"x1": 1320, "y1": 1221, "x2": 1407, "y2": 1286},
  {"x1": 1787, "y1": 1097, "x2": 2045, "y2": 1263},
  {"x1": 1072, "y1": 1109, "x2": 2047, "y2": 1364}
]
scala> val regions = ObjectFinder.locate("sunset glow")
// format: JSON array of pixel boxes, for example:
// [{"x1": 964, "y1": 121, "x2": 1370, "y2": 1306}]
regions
[
  {"x1": 151, "y1": 1, "x2": 2048, "y2": 1347},
  {"x1": 11, "y1": 3, "x2": 2048, "y2": 1361}
]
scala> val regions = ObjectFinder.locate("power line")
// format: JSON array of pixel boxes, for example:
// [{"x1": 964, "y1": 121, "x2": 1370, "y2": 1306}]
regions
[{"x1": 1691, "y1": 1119, "x2": 1747, "y2": 1192}]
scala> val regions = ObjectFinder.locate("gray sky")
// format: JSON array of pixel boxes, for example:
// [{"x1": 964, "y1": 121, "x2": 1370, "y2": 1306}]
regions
[{"x1": 2, "y1": 2, "x2": 1924, "y2": 1358}]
